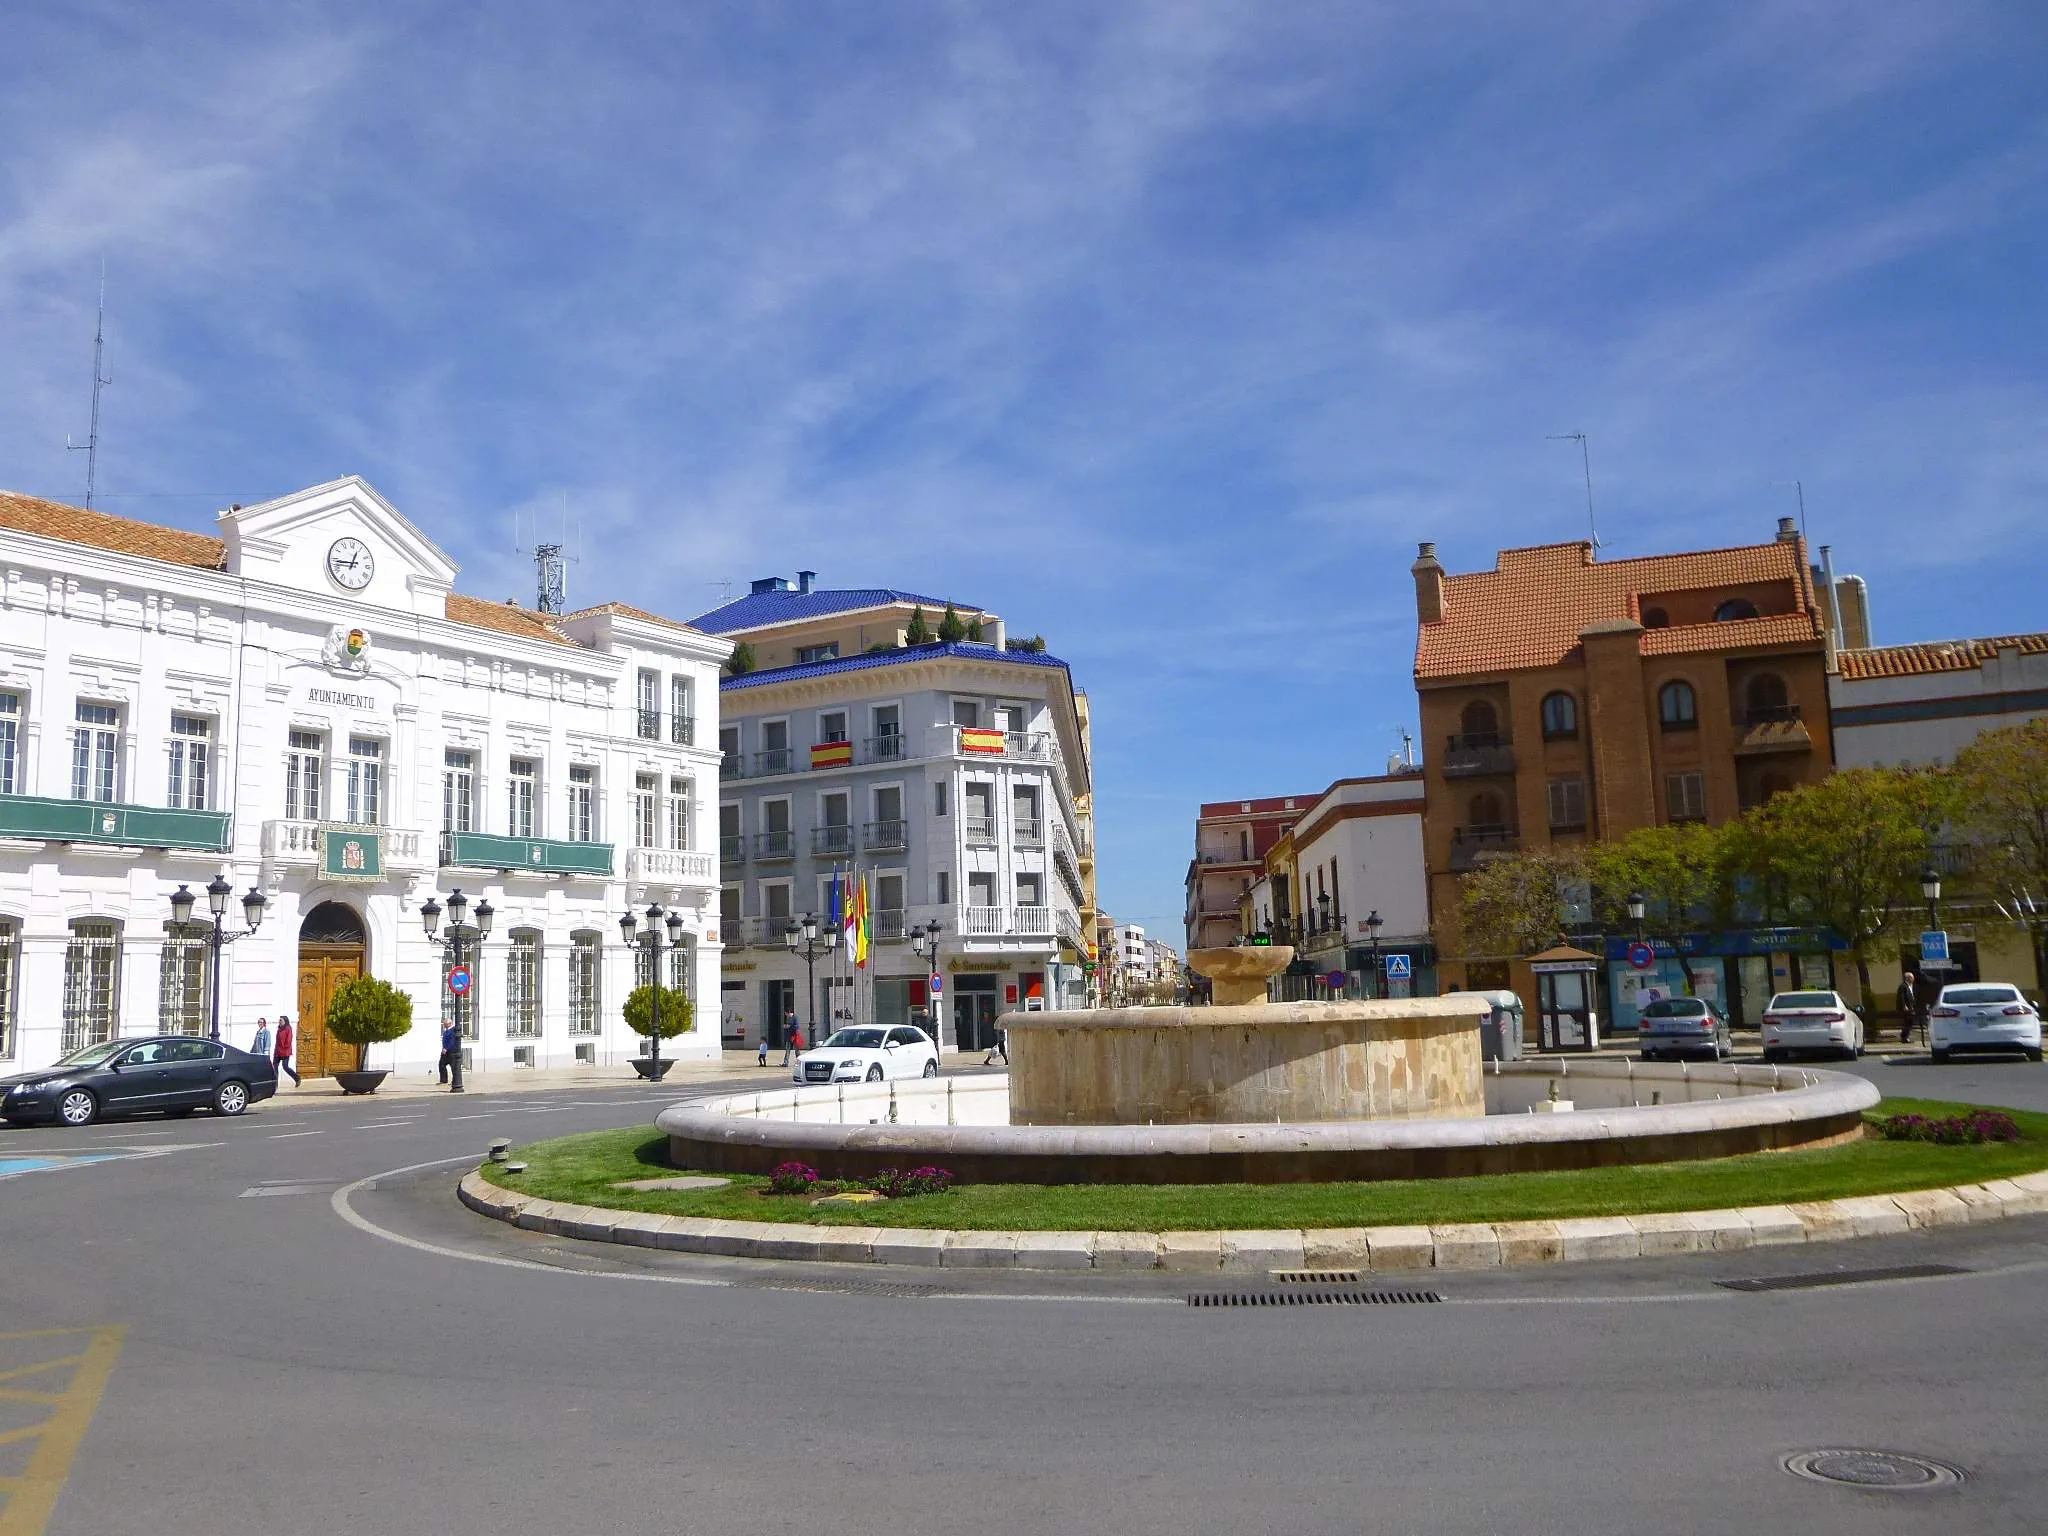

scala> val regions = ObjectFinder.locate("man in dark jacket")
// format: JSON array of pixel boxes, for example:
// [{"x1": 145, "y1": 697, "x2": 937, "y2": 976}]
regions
[
  {"x1": 440, "y1": 1020, "x2": 463, "y2": 1089},
  {"x1": 1897, "y1": 971, "x2": 1920, "y2": 1044}
]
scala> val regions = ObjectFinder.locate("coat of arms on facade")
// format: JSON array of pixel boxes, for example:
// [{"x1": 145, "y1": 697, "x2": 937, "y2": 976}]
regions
[
  {"x1": 321, "y1": 625, "x2": 372, "y2": 674},
  {"x1": 340, "y1": 838, "x2": 367, "y2": 872}
]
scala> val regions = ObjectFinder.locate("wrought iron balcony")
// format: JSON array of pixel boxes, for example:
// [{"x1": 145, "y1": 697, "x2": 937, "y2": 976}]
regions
[
  {"x1": 863, "y1": 733, "x2": 908, "y2": 763},
  {"x1": 719, "y1": 834, "x2": 745, "y2": 864},
  {"x1": 720, "y1": 752, "x2": 744, "y2": 778},
  {"x1": 1442, "y1": 733, "x2": 1517, "y2": 779},
  {"x1": 1013, "y1": 817, "x2": 1045, "y2": 847},
  {"x1": 753, "y1": 829, "x2": 795, "y2": 861},
  {"x1": 872, "y1": 908, "x2": 907, "y2": 941},
  {"x1": 753, "y1": 748, "x2": 794, "y2": 777},
  {"x1": 863, "y1": 819, "x2": 908, "y2": 852},
  {"x1": 963, "y1": 816, "x2": 998, "y2": 844},
  {"x1": 811, "y1": 824, "x2": 854, "y2": 857},
  {"x1": 1447, "y1": 824, "x2": 1519, "y2": 872},
  {"x1": 671, "y1": 715, "x2": 696, "y2": 746},
  {"x1": 636, "y1": 708, "x2": 662, "y2": 741}
]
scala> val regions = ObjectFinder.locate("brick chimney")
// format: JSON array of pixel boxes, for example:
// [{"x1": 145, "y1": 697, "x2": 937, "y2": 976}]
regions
[
  {"x1": 1412, "y1": 541, "x2": 1446, "y2": 624},
  {"x1": 1776, "y1": 516, "x2": 1799, "y2": 543}
]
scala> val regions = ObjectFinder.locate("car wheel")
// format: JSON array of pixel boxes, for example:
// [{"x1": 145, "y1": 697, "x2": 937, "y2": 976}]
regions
[
  {"x1": 922, "y1": 1059, "x2": 939, "y2": 1078},
  {"x1": 2028, "y1": 1048, "x2": 2043, "y2": 1064},
  {"x1": 865, "y1": 1064, "x2": 884, "y2": 1082},
  {"x1": 1762, "y1": 1048, "x2": 1782, "y2": 1064},
  {"x1": 1932, "y1": 1047, "x2": 1951, "y2": 1064},
  {"x1": 1640, "y1": 1051, "x2": 1657, "y2": 1063},
  {"x1": 57, "y1": 1088, "x2": 98, "y2": 1127},
  {"x1": 213, "y1": 1080, "x2": 250, "y2": 1117}
]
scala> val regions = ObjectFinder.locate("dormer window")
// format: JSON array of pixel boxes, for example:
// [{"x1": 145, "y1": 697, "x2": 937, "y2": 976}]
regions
[{"x1": 1713, "y1": 598, "x2": 1759, "y2": 622}]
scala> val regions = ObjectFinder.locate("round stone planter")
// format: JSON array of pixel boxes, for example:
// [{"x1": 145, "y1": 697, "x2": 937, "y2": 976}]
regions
[{"x1": 333, "y1": 1069, "x2": 389, "y2": 1096}]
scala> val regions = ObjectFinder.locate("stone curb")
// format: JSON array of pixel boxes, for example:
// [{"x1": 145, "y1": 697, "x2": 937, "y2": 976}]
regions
[{"x1": 456, "y1": 1170, "x2": 2048, "y2": 1274}]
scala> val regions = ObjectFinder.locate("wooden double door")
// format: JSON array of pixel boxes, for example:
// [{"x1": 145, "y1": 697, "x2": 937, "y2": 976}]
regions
[{"x1": 297, "y1": 945, "x2": 366, "y2": 1078}]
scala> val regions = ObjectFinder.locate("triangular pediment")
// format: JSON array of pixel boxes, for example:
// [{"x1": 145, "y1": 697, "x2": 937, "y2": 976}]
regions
[{"x1": 219, "y1": 476, "x2": 459, "y2": 612}]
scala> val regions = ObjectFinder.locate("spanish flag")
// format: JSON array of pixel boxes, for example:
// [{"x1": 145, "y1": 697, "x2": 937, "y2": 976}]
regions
[
  {"x1": 853, "y1": 872, "x2": 873, "y2": 970},
  {"x1": 810, "y1": 740, "x2": 853, "y2": 769},
  {"x1": 959, "y1": 727, "x2": 1006, "y2": 755}
]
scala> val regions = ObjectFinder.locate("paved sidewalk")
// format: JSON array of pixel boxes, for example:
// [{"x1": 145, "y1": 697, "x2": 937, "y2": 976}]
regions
[{"x1": 284, "y1": 1049, "x2": 998, "y2": 1099}]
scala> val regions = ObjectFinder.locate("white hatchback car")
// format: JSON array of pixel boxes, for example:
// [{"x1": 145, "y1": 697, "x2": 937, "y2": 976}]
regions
[
  {"x1": 1760, "y1": 990, "x2": 1866, "y2": 1062},
  {"x1": 1928, "y1": 983, "x2": 2043, "y2": 1063},
  {"x1": 793, "y1": 1025, "x2": 940, "y2": 1085}
]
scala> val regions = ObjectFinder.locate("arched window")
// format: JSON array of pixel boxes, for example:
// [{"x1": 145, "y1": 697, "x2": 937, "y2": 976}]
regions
[
  {"x1": 1746, "y1": 672, "x2": 1789, "y2": 719},
  {"x1": 1641, "y1": 606, "x2": 1670, "y2": 629},
  {"x1": 1714, "y1": 598, "x2": 1759, "y2": 622},
  {"x1": 1459, "y1": 699, "x2": 1500, "y2": 744},
  {"x1": 1540, "y1": 692, "x2": 1578, "y2": 740},
  {"x1": 1468, "y1": 791, "x2": 1506, "y2": 830},
  {"x1": 1658, "y1": 680, "x2": 1698, "y2": 731}
]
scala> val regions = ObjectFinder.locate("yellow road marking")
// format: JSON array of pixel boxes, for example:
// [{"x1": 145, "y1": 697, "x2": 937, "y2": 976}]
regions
[
  {"x1": 0, "y1": 1358, "x2": 85, "y2": 1386},
  {"x1": 0, "y1": 1326, "x2": 124, "y2": 1536}
]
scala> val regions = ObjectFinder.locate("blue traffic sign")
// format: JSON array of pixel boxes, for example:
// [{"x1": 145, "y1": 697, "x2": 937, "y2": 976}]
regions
[
  {"x1": 1919, "y1": 930, "x2": 1950, "y2": 966},
  {"x1": 447, "y1": 966, "x2": 472, "y2": 995},
  {"x1": 1383, "y1": 953, "x2": 1412, "y2": 980}
]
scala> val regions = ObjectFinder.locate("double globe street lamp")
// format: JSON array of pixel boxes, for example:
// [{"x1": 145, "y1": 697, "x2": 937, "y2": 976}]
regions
[
  {"x1": 421, "y1": 888, "x2": 493, "y2": 1093},
  {"x1": 169, "y1": 875, "x2": 268, "y2": 1043},
  {"x1": 785, "y1": 913, "x2": 839, "y2": 1050},
  {"x1": 910, "y1": 919, "x2": 944, "y2": 1039},
  {"x1": 622, "y1": 904, "x2": 687, "y2": 1079}
]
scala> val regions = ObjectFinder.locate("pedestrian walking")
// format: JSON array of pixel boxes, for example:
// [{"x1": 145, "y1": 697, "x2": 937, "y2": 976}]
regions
[
  {"x1": 780, "y1": 1006, "x2": 799, "y2": 1066},
  {"x1": 439, "y1": 1020, "x2": 461, "y2": 1085},
  {"x1": 791, "y1": 1026, "x2": 806, "y2": 1056},
  {"x1": 273, "y1": 1014, "x2": 300, "y2": 1086},
  {"x1": 250, "y1": 1016, "x2": 272, "y2": 1060},
  {"x1": 1897, "y1": 970, "x2": 1920, "y2": 1044},
  {"x1": 756, "y1": 1035, "x2": 770, "y2": 1067},
  {"x1": 982, "y1": 1026, "x2": 1008, "y2": 1066}
]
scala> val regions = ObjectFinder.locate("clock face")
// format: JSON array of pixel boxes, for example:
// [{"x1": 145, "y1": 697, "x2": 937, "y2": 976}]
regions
[{"x1": 327, "y1": 537, "x2": 374, "y2": 590}]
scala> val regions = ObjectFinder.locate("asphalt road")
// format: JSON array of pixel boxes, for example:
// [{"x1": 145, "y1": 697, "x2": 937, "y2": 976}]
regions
[{"x1": 6, "y1": 1063, "x2": 2048, "y2": 1535}]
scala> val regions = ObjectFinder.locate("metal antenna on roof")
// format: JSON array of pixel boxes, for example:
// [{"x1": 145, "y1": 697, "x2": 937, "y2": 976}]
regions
[
  {"x1": 66, "y1": 263, "x2": 112, "y2": 510},
  {"x1": 707, "y1": 578, "x2": 734, "y2": 604},
  {"x1": 514, "y1": 501, "x2": 578, "y2": 614},
  {"x1": 1546, "y1": 433, "x2": 1600, "y2": 552},
  {"x1": 1774, "y1": 479, "x2": 1807, "y2": 540}
]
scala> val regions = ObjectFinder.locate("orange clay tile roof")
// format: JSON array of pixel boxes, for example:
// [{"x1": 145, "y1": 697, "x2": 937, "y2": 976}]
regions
[
  {"x1": 0, "y1": 490, "x2": 227, "y2": 570},
  {"x1": 1414, "y1": 537, "x2": 1824, "y2": 680},
  {"x1": 444, "y1": 594, "x2": 577, "y2": 647},
  {"x1": 1837, "y1": 634, "x2": 2048, "y2": 680},
  {"x1": 563, "y1": 601, "x2": 704, "y2": 635}
]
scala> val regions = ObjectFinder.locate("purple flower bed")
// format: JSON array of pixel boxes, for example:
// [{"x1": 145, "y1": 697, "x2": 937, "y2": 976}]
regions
[
  {"x1": 1875, "y1": 1110, "x2": 2022, "y2": 1146},
  {"x1": 768, "y1": 1161, "x2": 821, "y2": 1195},
  {"x1": 865, "y1": 1166, "x2": 955, "y2": 1199}
]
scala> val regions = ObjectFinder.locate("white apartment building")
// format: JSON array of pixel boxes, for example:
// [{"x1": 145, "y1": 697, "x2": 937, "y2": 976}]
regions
[
  {"x1": 1116, "y1": 923, "x2": 1150, "y2": 984},
  {"x1": 694, "y1": 579, "x2": 1093, "y2": 1053},
  {"x1": 0, "y1": 479, "x2": 726, "y2": 1079},
  {"x1": 1830, "y1": 635, "x2": 2048, "y2": 768}
]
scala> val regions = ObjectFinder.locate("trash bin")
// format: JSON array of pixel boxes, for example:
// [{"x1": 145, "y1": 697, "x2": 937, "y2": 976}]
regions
[{"x1": 1451, "y1": 989, "x2": 1524, "y2": 1061}]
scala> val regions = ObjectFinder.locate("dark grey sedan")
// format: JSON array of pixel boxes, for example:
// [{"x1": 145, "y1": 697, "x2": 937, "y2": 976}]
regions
[
  {"x1": 1, "y1": 1036, "x2": 279, "y2": 1127},
  {"x1": 1638, "y1": 997, "x2": 1734, "y2": 1061}
]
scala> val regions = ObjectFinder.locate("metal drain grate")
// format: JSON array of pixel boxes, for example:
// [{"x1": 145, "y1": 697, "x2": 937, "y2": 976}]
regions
[
  {"x1": 1271, "y1": 1269, "x2": 1362, "y2": 1285},
  {"x1": 1718, "y1": 1263, "x2": 1968, "y2": 1293},
  {"x1": 1188, "y1": 1288, "x2": 1442, "y2": 1308},
  {"x1": 1783, "y1": 1449, "x2": 1965, "y2": 1489}
]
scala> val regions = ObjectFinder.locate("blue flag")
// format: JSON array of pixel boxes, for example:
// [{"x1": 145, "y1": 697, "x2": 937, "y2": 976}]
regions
[{"x1": 828, "y1": 865, "x2": 844, "y2": 935}]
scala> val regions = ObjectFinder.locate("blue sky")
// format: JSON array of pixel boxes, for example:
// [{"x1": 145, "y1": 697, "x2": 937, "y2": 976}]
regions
[{"x1": 5, "y1": 3, "x2": 2045, "y2": 943}]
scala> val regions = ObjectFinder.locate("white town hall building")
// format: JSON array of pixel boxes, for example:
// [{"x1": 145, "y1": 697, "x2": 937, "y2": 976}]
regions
[{"x1": 0, "y1": 477, "x2": 727, "y2": 1080}]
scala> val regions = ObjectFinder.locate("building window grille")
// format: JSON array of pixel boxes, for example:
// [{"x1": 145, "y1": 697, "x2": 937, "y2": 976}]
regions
[
  {"x1": 505, "y1": 932, "x2": 542, "y2": 1039},
  {"x1": 158, "y1": 923, "x2": 209, "y2": 1036},
  {"x1": 0, "y1": 692, "x2": 18, "y2": 797},
  {"x1": 670, "y1": 676, "x2": 694, "y2": 745},
  {"x1": 637, "y1": 669, "x2": 661, "y2": 740},
  {"x1": 441, "y1": 949, "x2": 481, "y2": 1041},
  {"x1": 166, "y1": 714, "x2": 212, "y2": 810},
  {"x1": 62, "y1": 920, "x2": 121, "y2": 1053},
  {"x1": 568, "y1": 932, "x2": 602, "y2": 1034},
  {"x1": 633, "y1": 935, "x2": 690, "y2": 996},
  {"x1": 567, "y1": 765, "x2": 596, "y2": 842},
  {"x1": 286, "y1": 730, "x2": 324, "y2": 821},
  {"x1": 72, "y1": 702, "x2": 120, "y2": 803},
  {"x1": 443, "y1": 750, "x2": 475, "y2": 833},
  {"x1": 1658, "y1": 680, "x2": 1698, "y2": 731},
  {"x1": 508, "y1": 758, "x2": 538, "y2": 838},
  {"x1": 347, "y1": 737, "x2": 383, "y2": 825},
  {"x1": 1540, "y1": 692, "x2": 1578, "y2": 740},
  {"x1": 1667, "y1": 771, "x2": 1708, "y2": 823},
  {"x1": 633, "y1": 774, "x2": 659, "y2": 849},
  {"x1": 1546, "y1": 776, "x2": 1588, "y2": 831},
  {"x1": 0, "y1": 922, "x2": 17, "y2": 1058}
]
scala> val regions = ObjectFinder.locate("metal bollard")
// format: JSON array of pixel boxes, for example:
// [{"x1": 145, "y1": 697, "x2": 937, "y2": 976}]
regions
[{"x1": 488, "y1": 1138, "x2": 512, "y2": 1163}]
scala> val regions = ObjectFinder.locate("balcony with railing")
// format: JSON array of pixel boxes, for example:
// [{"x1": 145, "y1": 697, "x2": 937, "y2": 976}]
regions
[
  {"x1": 1013, "y1": 817, "x2": 1045, "y2": 847},
  {"x1": 636, "y1": 708, "x2": 662, "y2": 741},
  {"x1": 753, "y1": 829, "x2": 795, "y2": 861},
  {"x1": 753, "y1": 747, "x2": 795, "y2": 777},
  {"x1": 873, "y1": 908, "x2": 907, "y2": 941},
  {"x1": 624, "y1": 846, "x2": 716, "y2": 885},
  {"x1": 264, "y1": 820, "x2": 427, "y2": 871},
  {"x1": 720, "y1": 751, "x2": 744, "y2": 778},
  {"x1": 719, "y1": 834, "x2": 745, "y2": 865},
  {"x1": 1441, "y1": 732, "x2": 1517, "y2": 779},
  {"x1": 811, "y1": 824, "x2": 855, "y2": 858},
  {"x1": 441, "y1": 830, "x2": 614, "y2": 877},
  {"x1": 1447, "y1": 824, "x2": 1519, "y2": 872},
  {"x1": 1736, "y1": 702, "x2": 1813, "y2": 754},
  {"x1": 864, "y1": 733, "x2": 909, "y2": 764},
  {"x1": 950, "y1": 726, "x2": 1055, "y2": 762},
  {"x1": 963, "y1": 815, "x2": 998, "y2": 845},
  {"x1": 0, "y1": 795, "x2": 234, "y2": 852},
  {"x1": 959, "y1": 904, "x2": 1057, "y2": 939},
  {"x1": 864, "y1": 819, "x2": 908, "y2": 852},
  {"x1": 672, "y1": 715, "x2": 695, "y2": 746}
]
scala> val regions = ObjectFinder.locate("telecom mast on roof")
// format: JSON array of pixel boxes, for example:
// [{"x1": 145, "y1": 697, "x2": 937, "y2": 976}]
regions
[
  {"x1": 516, "y1": 503, "x2": 578, "y2": 615},
  {"x1": 66, "y1": 265, "x2": 112, "y2": 510}
]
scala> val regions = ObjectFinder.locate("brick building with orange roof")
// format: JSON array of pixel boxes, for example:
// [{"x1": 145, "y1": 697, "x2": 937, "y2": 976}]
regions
[{"x1": 1412, "y1": 515, "x2": 1840, "y2": 1036}]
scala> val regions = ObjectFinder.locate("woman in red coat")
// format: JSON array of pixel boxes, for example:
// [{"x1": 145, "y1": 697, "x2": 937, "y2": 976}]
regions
[{"x1": 273, "y1": 1014, "x2": 301, "y2": 1086}]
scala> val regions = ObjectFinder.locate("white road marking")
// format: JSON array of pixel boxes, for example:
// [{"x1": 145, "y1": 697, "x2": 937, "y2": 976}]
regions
[
  {"x1": 446, "y1": 1114, "x2": 493, "y2": 1121},
  {"x1": 268, "y1": 1130, "x2": 323, "y2": 1139},
  {"x1": 356, "y1": 1120, "x2": 420, "y2": 1130}
]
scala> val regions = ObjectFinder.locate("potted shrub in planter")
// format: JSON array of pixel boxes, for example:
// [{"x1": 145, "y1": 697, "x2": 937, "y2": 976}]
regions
[
  {"x1": 323, "y1": 975, "x2": 415, "y2": 1095},
  {"x1": 623, "y1": 984, "x2": 694, "y2": 1080}
]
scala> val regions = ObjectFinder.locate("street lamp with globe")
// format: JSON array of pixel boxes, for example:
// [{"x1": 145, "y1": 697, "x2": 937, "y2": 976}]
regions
[
  {"x1": 169, "y1": 875, "x2": 267, "y2": 1043},
  {"x1": 421, "y1": 888, "x2": 493, "y2": 1092},
  {"x1": 785, "y1": 913, "x2": 838, "y2": 1051},
  {"x1": 620, "y1": 903, "x2": 687, "y2": 1079},
  {"x1": 911, "y1": 919, "x2": 944, "y2": 1040}
]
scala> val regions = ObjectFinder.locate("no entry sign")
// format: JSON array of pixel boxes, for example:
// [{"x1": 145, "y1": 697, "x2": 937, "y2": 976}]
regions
[{"x1": 447, "y1": 966, "x2": 473, "y2": 995}]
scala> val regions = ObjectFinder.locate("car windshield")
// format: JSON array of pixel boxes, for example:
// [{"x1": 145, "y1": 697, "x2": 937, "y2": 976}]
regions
[
  {"x1": 52, "y1": 1040, "x2": 126, "y2": 1069},
  {"x1": 1770, "y1": 992, "x2": 1837, "y2": 1010},
  {"x1": 1642, "y1": 999, "x2": 1708, "y2": 1018},
  {"x1": 823, "y1": 1029, "x2": 886, "y2": 1050},
  {"x1": 1944, "y1": 986, "x2": 2021, "y2": 1005}
]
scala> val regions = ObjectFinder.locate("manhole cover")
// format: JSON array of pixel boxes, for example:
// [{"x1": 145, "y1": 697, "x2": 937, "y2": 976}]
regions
[{"x1": 1783, "y1": 1449, "x2": 1965, "y2": 1489}]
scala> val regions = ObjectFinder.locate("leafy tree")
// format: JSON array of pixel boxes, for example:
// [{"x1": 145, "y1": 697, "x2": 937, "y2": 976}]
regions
[
  {"x1": 966, "y1": 617, "x2": 984, "y2": 642},
  {"x1": 1005, "y1": 634, "x2": 1047, "y2": 654},
  {"x1": 1458, "y1": 847, "x2": 1587, "y2": 959},
  {"x1": 1733, "y1": 767, "x2": 1954, "y2": 1006},
  {"x1": 1953, "y1": 718, "x2": 2048, "y2": 988},
  {"x1": 904, "y1": 607, "x2": 932, "y2": 645},
  {"x1": 623, "y1": 984, "x2": 695, "y2": 1057},
  {"x1": 1583, "y1": 822, "x2": 1734, "y2": 990},
  {"x1": 937, "y1": 602, "x2": 967, "y2": 643},
  {"x1": 321, "y1": 975, "x2": 415, "y2": 1072},
  {"x1": 724, "y1": 641, "x2": 756, "y2": 677}
]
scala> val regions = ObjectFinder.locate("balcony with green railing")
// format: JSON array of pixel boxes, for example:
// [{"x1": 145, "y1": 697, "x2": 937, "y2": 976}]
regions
[
  {"x1": 439, "y1": 830, "x2": 614, "y2": 877},
  {"x1": 0, "y1": 794, "x2": 231, "y2": 852}
]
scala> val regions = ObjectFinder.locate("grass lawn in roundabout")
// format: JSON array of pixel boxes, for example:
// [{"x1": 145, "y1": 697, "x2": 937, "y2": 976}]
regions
[{"x1": 478, "y1": 1098, "x2": 2048, "y2": 1233}]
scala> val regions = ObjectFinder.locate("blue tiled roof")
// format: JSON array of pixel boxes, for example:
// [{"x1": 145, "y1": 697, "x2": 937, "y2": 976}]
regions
[
  {"x1": 720, "y1": 640, "x2": 1068, "y2": 691},
  {"x1": 689, "y1": 586, "x2": 958, "y2": 634}
]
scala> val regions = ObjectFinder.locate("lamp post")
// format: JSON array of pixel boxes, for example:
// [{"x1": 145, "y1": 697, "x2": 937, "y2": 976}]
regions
[
  {"x1": 421, "y1": 888, "x2": 493, "y2": 1093},
  {"x1": 1364, "y1": 908, "x2": 1384, "y2": 998},
  {"x1": 911, "y1": 919, "x2": 944, "y2": 1039},
  {"x1": 785, "y1": 912, "x2": 838, "y2": 1049},
  {"x1": 621, "y1": 903, "x2": 687, "y2": 1078},
  {"x1": 1921, "y1": 867, "x2": 1942, "y2": 932},
  {"x1": 170, "y1": 876, "x2": 266, "y2": 1043}
]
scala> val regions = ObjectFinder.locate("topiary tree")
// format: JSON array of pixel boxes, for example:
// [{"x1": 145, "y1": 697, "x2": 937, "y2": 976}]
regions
[
  {"x1": 724, "y1": 641, "x2": 756, "y2": 677},
  {"x1": 966, "y1": 616, "x2": 984, "y2": 642},
  {"x1": 623, "y1": 984, "x2": 695, "y2": 1059},
  {"x1": 321, "y1": 975, "x2": 415, "y2": 1072},
  {"x1": 937, "y1": 602, "x2": 967, "y2": 643},
  {"x1": 904, "y1": 606, "x2": 931, "y2": 645}
]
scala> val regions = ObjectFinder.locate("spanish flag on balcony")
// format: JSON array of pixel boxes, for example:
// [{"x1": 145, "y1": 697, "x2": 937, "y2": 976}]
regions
[
  {"x1": 810, "y1": 740, "x2": 853, "y2": 769},
  {"x1": 960, "y1": 727, "x2": 1006, "y2": 755}
]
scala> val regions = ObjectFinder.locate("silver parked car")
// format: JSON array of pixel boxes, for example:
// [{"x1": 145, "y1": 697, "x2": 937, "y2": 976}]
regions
[
  {"x1": 1761, "y1": 991, "x2": 1865, "y2": 1062},
  {"x1": 1638, "y1": 996, "x2": 1733, "y2": 1061},
  {"x1": 1928, "y1": 983, "x2": 2043, "y2": 1063}
]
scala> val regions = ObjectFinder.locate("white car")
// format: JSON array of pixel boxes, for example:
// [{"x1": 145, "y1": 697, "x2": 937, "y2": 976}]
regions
[
  {"x1": 1928, "y1": 983, "x2": 2043, "y2": 1064},
  {"x1": 1760, "y1": 990, "x2": 1865, "y2": 1062},
  {"x1": 793, "y1": 1025, "x2": 940, "y2": 1085}
]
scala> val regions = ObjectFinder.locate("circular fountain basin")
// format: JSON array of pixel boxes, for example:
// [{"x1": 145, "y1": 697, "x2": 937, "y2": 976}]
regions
[{"x1": 655, "y1": 1059, "x2": 1879, "y2": 1185}]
